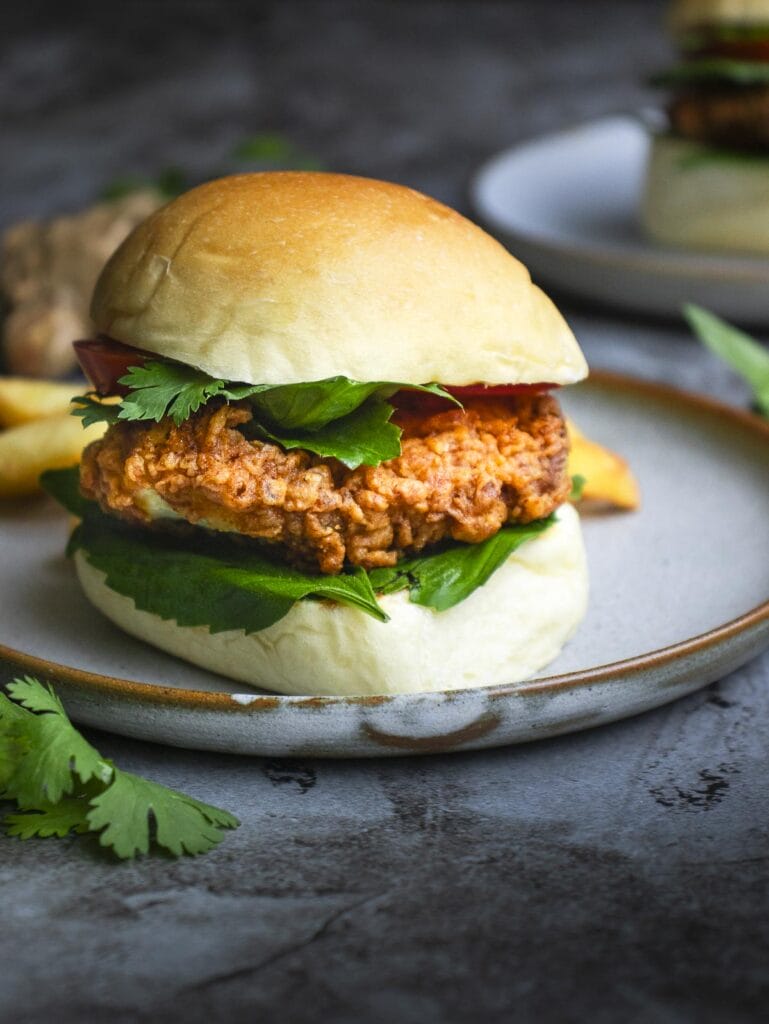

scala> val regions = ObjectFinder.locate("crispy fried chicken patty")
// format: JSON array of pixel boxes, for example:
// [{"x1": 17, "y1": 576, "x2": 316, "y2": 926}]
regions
[
  {"x1": 80, "y1": 394, "x2": 570, "y2": 574},
  {"x1": 669, "y1": 86, "x2": 769, "y2": 150}
]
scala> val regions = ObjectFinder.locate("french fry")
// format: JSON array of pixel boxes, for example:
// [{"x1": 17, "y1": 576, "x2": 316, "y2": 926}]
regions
[
  {"x1": 567, "y1": 420, "x2": 640, "y2": 511},
  {"x1": 0, "y1": 376, "x2": 82, "y2": 428},
  {"x1": 0, "y1": 415, "x2": 105, "y2": 499}
]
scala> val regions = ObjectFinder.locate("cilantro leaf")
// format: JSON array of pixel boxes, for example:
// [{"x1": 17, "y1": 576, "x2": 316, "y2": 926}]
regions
[
  {"x1": 8, "y1": 675, "x2": 72, "y2": 716},
  {"x1": 1, "y1": 678, "x2": 113, "y2": 808},
  {"x1": 0, "y1": 694, "x2": 32, "y2": 788},
  {"x1": 684, "y1": 304, "x2": 769, "y2": 416},
  {"x1": 0, "y1": 676, "x2": 240, "y2": 859},
  {"x1": 368, "y1": 517, "x2": 555, "y2": 612},
  {"x1": 87, "y1": 768, "x2": 238, "y2": 858},
  {"x1": 71, "y1": 395, "x2": 122, "y2": 428},
  {"x1": 248, "y1": 398, "x2": 403, "y2": 468},
  {"x1": 4, "y1": 799, "x2": 91, "y2": 839},
  {"x1": 118, "y1": 362, "x2": 229, "y2": 425},
  {"x1": 0, "y1": 732, "x2": 29, "y2": 790}
]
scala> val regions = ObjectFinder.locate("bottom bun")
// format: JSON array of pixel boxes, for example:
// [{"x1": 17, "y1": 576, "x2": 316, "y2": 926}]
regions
[
  {"x1": 641, "y1": 134, "x2": 769, "y2": 255},
  {"x1": 75, "y1": 504, "x2": 588, "y2": 697}
]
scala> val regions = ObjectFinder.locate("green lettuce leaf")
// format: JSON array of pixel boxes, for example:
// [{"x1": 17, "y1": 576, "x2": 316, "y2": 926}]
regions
[
  {"x1": 39, "y1": 466, "x2": 92, "y2": 519},
  {"x1": 40, "y1": 466, "x2": 91, "y2": 517},
  {"x1": 652, "y1": 58, "x2": 769, "y2": 87},
  {"x1": 70, "y1": 516, "x2": 388, "y2": 631},
  {"x1": 238, "y1": 377, "x2": 455, "y2": 431},
  {"x1": 245, "y1": 398, "x2": 402, "y2": 468},
  {"x1": 367, "y1": 516, "x2": 555, "y2": 612}
]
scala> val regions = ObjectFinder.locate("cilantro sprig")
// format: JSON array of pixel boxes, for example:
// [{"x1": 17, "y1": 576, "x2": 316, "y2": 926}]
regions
[
  {"x1": 72, "y1": 358, "x2": 458, "y2": 470},
  {"x1": 0, "y1": 677, "x2": 239, "y2": 858}
]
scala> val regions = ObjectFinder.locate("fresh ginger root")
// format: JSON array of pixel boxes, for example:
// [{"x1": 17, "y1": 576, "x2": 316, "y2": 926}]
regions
[{"x1": 0, "y1": 190, "x2": 163, "y2": 377}]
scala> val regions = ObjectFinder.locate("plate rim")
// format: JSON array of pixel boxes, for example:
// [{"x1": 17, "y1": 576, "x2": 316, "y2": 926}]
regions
[
  {"x1": 470, "y1": 115, "x2": 769, "y2": 284},
  {"x1": 2, "y1": 370, "x2": 769, "y2": 712}
]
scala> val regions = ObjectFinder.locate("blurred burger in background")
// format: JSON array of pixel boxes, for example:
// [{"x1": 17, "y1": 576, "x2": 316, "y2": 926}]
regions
[{"x1": 643, "y1": 0, "x2": 769, "y2": 253}]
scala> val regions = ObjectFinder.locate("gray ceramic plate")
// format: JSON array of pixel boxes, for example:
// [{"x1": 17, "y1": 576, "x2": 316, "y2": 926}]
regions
[
  {"x1": 471, "y1": 116, "x2": 769, "y2": 324},
  {"x1": 2, "y1": 372, "x2": 769, "y2": 757}
]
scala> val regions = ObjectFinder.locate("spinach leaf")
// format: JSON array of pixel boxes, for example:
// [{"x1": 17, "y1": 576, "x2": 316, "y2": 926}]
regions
[
  {"x1": 244, "y1": 398, "x2": 402, "y2": 467},
  {"x1": 684, "y1": 304, "x2": 769, "y2": 416},
  {"x1": 368, "y1": 517, "x2": 555, "y2": 612}
]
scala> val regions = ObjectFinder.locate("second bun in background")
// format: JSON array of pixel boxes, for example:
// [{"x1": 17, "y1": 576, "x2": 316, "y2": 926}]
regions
[{"x1": 642, "y1": 0, "x2": 769, "y2": 254}]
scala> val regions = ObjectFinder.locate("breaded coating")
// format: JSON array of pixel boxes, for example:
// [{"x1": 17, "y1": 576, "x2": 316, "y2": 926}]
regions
[
  {"x1": 80, "y1": 394, "x2": 570, "y2": 574},
  {"x1": 669, "y1": 87, "x2": 769, "y2": 151}
]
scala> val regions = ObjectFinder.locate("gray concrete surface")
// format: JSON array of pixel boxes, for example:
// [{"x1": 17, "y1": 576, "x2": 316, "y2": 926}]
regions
[{"x1": 3, "y1": 2, "x2": 769, "y2": 1022}]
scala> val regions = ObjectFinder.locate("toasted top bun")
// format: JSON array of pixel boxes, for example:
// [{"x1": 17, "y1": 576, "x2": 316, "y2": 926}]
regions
[
  {"x1": 91, "y1": 172, "x2": 587, "y2": 388},
  {"x1": 74, "y1": 503, "x2": 588, "y2": 697},
  {"x1": 641, "y1": 134, "x2": 769, "y2": 254},
  {"x1": 669, "y1": 0, "x2": 769, "y2": 34}
]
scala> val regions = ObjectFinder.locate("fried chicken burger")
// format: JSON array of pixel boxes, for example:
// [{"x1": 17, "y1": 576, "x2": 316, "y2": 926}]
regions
[
  {"x1": 45, "y1": 172, "x2": 589, "y2": 696},
  {"x1": 643, "y1": 0, "x2": 769, "y2": 253}
]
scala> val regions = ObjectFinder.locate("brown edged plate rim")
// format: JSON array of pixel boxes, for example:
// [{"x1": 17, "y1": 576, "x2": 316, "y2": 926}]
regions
[{"x1": 2, "y1": 370, "x2": 768, "y2": 711}]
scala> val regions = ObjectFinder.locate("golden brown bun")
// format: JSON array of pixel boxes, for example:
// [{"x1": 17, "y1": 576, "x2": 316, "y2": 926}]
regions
[
  {"x1": 74, "y1": 504, "x2": 588, "y2": 697},
  {"x1": 669, "y1": 0, "x2": 769, "y2": 34},
  {"x1": 641, "y1": 134, "x2": 769, "y2": 254},
  {"x1": 91, "y1": 172, "x2": 587, "y2": 387}
]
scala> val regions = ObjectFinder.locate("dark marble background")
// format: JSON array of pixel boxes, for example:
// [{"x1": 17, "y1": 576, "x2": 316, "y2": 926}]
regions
[{"x1": 3, "y1": 3, "x2": 769, "y2": 1022}]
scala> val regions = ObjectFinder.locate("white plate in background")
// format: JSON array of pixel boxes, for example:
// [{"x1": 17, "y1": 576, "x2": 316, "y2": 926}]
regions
[{"x1": 471, "y1": 116, "x2": 769, "y2": 324}]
